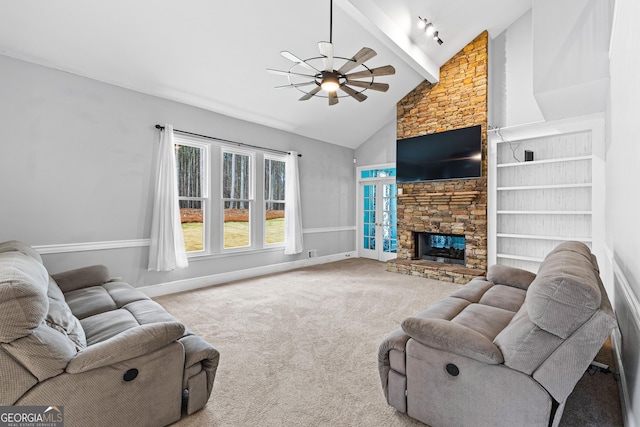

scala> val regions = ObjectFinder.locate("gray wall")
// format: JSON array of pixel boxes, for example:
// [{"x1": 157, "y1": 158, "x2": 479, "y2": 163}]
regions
[
  {"x1": 0, "y1": 54, "x2": 355, "y2": 287},
  {"x1": 354, "y1": 114, "x2": 396, "y2": 166}
]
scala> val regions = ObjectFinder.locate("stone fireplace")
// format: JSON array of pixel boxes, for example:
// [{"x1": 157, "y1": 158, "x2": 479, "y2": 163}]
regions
[
  {"x1": 387, "y1": 31, "x2": 488, "y2": 284},
  {"x1": 387, "y1": 182, "x2": 487, "y2": 283}
]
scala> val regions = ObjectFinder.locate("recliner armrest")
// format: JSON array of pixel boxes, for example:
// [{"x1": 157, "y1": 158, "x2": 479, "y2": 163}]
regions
[
  {"x1": 179, "y1": 334, "x2": 219, "y2": 392},
  {"x1": 401, "y1": 317, "x2": 504, "y2": 364},
  {"x1": 486, "y1": 264, "x2": 536, "y2": 290},
  {"x1": 51, "y1": 265, "x2": 111, "y2": 293},
  {"x1": 66, "y1": 321, "x2": 185, "y2": 373}
]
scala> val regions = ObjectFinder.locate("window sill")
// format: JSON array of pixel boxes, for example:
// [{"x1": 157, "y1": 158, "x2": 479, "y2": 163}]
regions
[{"x1": 186, "y1": 245, "x2": 286, "y2": 261}]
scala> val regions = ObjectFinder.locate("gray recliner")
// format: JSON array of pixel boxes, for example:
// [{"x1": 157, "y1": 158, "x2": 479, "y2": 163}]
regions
[
  {"x1": 0, "y1": 240, "x2": 219, "y2": 427},
  {"x1": 378, "y1": 241, "x2": 617, "y2": 427}
]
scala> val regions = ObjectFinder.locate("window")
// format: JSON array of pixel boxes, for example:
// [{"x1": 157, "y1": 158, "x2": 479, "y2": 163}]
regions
[
  {"x1": 175, "y1": 137, "x2": 287, "y2": 254},
  {"x1": 175, "y1": 139, "x2": 208, "y2": 253},
  {"x1": 222, "y1": 150, "x2": 253, "y2": 249},
  {"x1": 264, "y1": 156, "x2": 286, "y2": 245},
  {"x1": 360, "y1": 168, "x2": 396, "y2": 179}
]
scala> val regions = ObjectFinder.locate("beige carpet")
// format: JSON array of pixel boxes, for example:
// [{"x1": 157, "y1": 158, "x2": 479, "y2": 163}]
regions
[{"x1": 154, "y1": 258, "x2": 623, "y2": 427}]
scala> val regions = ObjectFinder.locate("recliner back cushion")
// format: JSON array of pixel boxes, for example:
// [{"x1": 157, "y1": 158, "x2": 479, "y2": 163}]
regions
[
  {"x1": 2, "y1": 323, "x2": 77, "y2": 381},
  {"x1": 0, "y1": 252, "x2": 49, "y2": 342},
  {"x1": 0, "y1": 240, "x2": 43, "y2": 264},
  {"x1": 526, "y1": 249, "x2": 601, "y2": 339},
  {"x1": 46, "y1": 278, "x2": 87, "y2": 350},
  {"x1": 493, "y1": 304, "x2": 563, "y2": 374},
  {"x1": 545, "y1": 241, "x2": 593, "y2": 264}
]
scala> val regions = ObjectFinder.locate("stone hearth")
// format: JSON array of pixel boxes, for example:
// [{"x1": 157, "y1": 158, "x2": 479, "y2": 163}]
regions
[{"x1": 387, "y1": 259, "x2": 483, "y2": 284}]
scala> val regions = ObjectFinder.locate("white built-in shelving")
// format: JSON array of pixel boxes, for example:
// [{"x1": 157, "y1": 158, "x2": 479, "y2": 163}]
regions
[{"x1": 488, "y1": 115, "x2": 605, "y2": 273}]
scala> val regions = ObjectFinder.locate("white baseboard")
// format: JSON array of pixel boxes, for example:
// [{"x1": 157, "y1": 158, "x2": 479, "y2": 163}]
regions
[{"x1": 139, "y1": 251, "x2": 358, "y2": 298}]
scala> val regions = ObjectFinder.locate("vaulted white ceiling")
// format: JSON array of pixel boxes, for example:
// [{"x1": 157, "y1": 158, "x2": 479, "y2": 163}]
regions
[{"x1": 0, "y1": 0, "x2": 531, "y2": 148}]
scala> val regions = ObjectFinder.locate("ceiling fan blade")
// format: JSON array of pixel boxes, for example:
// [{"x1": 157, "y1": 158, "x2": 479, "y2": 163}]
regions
[
  {"x1": 267, "y1": 69, "x2": 317, "y2": 79},
  {"x1": 318, "y1": 41, "x2": 334, "y2": 72},
  {"x1": 275, "y1": 81, "x2": 317, "y2": 89},
  {"x1": 345, "y1": 65, "x2": 396, "y2": 80},
  {"x1": 299, "y1": 86, "x2": 322, "y2": 101},
  {"x1": 337, "y1": 47, "x2": 377, "y2": 75},
  {"x1": 328, "y1": 91, "x2": 339, "y2": 106},
  {"x1": 281, "y1": 51, "x2": 321, "y2": 73},
  {"x1": 345, "y1": 80, "x2": 390, "y2": 92},
  {"x1": 340, "y1": 85, "x2": 367, "y2": 102}
]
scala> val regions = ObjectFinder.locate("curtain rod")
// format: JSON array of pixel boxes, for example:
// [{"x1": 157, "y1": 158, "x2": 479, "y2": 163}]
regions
[{"x1": 154, "y1": 124, "x2": 301, "y2": 157}]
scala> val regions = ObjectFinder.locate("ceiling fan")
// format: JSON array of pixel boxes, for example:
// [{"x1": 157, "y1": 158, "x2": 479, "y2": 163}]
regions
[{"x1": 267, "y1": 0, "x2": 395, "y2": 106}]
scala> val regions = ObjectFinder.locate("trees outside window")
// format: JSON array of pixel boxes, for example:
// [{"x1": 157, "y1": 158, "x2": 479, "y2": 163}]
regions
[
  {"x1": 222, "y1": 150, "x2": 252, "y2": 248},
  {"x1": 175, "y1": 140, "x2": 286, "y2": 254},
  {"x1": 175, "y1": 140, "x2": 208, "y2": 252},
  {"x1": 265, "y1": 157, "x2": 286, "y2": 245}
]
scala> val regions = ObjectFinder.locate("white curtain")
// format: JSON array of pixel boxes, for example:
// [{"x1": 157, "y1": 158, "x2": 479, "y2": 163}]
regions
[
  {"x1": 148, "y1": 124, "x2": 189, "y2": 271},
  {"x1": 284, "y1": 151, "x2": 303, "y2": 254}
]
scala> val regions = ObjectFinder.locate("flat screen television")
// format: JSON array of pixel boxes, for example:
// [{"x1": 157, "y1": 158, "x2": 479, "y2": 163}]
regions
[{"x1": 396, "y1": 125, "x2": 482, "y2": 183}]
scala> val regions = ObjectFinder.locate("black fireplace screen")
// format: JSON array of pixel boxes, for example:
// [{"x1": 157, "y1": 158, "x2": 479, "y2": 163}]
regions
[{"x1": 415, "y1": 232, "x2": 465, "y2": 265}]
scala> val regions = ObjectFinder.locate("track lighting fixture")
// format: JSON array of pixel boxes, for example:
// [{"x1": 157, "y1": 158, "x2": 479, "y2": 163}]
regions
[{"x1": 418, "y1": 16, "x2": 444, "y2": 45}]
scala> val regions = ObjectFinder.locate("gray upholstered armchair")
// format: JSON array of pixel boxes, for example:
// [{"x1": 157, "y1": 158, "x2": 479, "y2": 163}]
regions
[{"x1": 379, "y1": 241, "x2": 617, "y2": 427}]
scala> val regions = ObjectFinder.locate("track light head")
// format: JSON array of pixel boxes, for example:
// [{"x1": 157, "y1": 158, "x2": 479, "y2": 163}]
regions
[
  {"x1": 425, "y1": 23, "x2": 435, "y2": 37},
  {"x1": 417, "y1": 16, "x2": 443, "y2": 45}
]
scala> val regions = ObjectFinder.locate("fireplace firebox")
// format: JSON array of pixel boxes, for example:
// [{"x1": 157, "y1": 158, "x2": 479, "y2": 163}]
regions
[{"x1": 414, "y1": 232, "x2": 466, "y2": 266}]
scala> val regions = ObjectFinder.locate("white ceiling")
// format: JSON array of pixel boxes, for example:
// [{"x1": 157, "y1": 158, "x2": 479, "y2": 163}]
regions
[{"x1": 0, "y1": 0, "x2": 531, "y2": 149}]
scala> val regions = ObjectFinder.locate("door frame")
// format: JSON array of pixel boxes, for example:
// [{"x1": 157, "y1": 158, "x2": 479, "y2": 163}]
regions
[{"x1": 355, "y1": 163, "x2": 397, "y2": 261}]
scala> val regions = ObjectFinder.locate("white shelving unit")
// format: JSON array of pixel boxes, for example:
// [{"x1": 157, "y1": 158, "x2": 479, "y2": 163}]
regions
[{"x1": 488, "y1": 115, "x2": 605, "y2": 273}]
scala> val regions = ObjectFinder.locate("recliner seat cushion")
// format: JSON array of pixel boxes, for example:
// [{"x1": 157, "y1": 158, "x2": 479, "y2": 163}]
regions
[
  {"x1": 478, "y1": 284, "x2": 526, "y2": 312},
  {"x1": 81, "y1": 299, "x2": 181, "y2": 346},
  {"x1": 64, "y1": 282, "x2": 150, "y2": 320}
]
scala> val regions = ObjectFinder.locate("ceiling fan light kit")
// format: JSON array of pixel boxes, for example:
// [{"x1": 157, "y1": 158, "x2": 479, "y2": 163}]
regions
[{"x1": 267, "y1": 0, "x2": 395, "y2": 106}]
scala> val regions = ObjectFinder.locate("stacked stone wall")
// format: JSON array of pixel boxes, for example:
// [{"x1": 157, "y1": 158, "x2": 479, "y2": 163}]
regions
[{"x1": 392, "y1": 31, "x2": 488, "y2": 281}]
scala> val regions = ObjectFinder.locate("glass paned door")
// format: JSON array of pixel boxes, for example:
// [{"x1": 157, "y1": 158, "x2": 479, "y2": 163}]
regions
[
  {"x1": 381, "y1": 182, "x2": 397, "y2": 257},
  {"x1": 362, "y1": 184, "x2": 377, "y2": 253},
  {"x1": 359, "y1": 179, "x2": 397, "y2": 261}
]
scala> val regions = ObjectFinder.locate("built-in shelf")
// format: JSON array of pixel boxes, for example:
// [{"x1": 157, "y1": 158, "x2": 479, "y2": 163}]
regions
[
  {"x1": 497, "y1": 210, "x2": 592, "y2": 215},
  {"x1": 496, "y1": 253, "x2": 545, "y2": 263},
  {"x1": 496, "y1": 233, "x2": 593, "y2": 243},
  {"x1": 497, "y1": 155, "x2": 593, "y2": 168},
  {"x1": 497, "y1": 183, "x2": 592, "y2": 191},
  {"x1": 490, "y1": 118, "x2": 603, "y2": 274}
]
